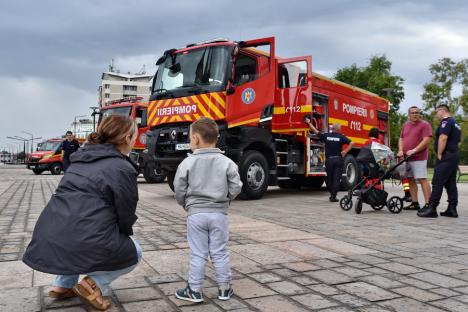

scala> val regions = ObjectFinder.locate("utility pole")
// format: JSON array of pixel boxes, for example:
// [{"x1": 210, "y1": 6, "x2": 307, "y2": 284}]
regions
[{"x1": 90, "y1": 107, "x2": 100, "y2": 132}]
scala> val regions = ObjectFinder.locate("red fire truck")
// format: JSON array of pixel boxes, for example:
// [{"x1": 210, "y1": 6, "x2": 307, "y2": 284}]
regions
[
  {"x1": 27, "y1": 138, "x2": 65, "y2": 175},
  {"x1": 146, "y1": 37, "x2": 389, "y2": 199},
  {"x1": 99, "y1": 97, "x2": 166, "y2": 183}
]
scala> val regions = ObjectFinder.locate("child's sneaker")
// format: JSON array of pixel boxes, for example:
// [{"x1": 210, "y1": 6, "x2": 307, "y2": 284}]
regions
[
  {"x1": 175, "y1": 285, "x2": 203, "y2": 303},
  {"x1": 218, "y1": 286, "x2": 234, "y2": 300}
]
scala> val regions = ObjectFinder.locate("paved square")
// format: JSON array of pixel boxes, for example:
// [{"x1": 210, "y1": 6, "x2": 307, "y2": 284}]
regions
[{"x1": 1, "y1": 166, "x2": 468, "y2": 311}]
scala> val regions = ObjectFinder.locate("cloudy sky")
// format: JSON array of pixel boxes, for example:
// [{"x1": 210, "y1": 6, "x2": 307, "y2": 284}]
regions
[{"x1": 1, "y1": 0, "x2": 467, "y2": 151}]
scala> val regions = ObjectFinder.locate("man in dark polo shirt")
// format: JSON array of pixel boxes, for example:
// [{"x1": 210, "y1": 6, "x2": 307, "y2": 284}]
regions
[
  {"x1": 418, "y1": 103, "x2": 461, "y2": 218},
  {"x1": 61, "y1": 131, "x2": 80, "y2": 172},
  {"x1": 305, "y1": 118, "x2": 354, "y2": 202}
]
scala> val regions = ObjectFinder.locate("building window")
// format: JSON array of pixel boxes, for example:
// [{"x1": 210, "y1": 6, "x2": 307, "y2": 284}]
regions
[
  {"x1": 104, "y1": 93, "x2": 110, "y2": 98},
  {"x1": 123, "y1": 85, "x2": 137, "y2": 91},
  {"x1": 104, "y1": 84, "x2": 110, "y2": 89}
]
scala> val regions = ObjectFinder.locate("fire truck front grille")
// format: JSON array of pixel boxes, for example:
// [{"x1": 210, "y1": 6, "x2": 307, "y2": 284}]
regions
[{"x1": 155, "y1": 125, "x2": 190, "y2": 156}]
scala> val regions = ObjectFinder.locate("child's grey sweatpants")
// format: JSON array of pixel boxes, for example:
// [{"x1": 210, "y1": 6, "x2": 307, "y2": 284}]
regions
[{"x1": 187, "y1": 212, "x2": 231, "y2": 291}]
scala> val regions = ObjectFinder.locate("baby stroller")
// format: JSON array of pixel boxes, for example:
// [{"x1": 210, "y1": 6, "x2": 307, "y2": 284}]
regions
[{"x1": 339, "y1": 142, "x2": 408, "y2": 214}]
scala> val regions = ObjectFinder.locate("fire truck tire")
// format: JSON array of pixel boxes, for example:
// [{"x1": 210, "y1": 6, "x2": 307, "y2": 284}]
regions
[
  {"x1": 239, "y1": 151, "x2": 269, "y2": 200},
  {"x1": 167, "y1": 171, "x2": 176, "y2": 192},
  {"x1": 50, "y1": 163, "x2": 62, "y2": 175},
  {"x1": 143, "y1": 166, "x2": 166, "y2": 183},
  {"x1": 341, "y1": 155, "x2": 360, "y2": 190},
  {"x1": 32, "y1": 169, "x2": 44, "y2": 175}
]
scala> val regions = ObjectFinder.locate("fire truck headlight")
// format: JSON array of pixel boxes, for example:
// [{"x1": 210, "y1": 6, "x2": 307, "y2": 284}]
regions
[{"x1": 139, "y1": 133, "x2": 147, "y2": 145}]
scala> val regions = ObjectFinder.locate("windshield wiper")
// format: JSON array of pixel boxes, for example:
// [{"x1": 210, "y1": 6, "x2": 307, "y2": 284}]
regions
[
  {"x1": 178, "y1": 84, "x2": 209, "y2": 94},
  {"x1": 153, "y1": 88, "x2": 174, "y2": 99}
]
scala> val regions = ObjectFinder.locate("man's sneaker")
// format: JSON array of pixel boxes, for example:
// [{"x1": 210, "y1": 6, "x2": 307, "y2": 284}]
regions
[
  {"x1": 329, "y1": 196, "x2": 339, "y2": 202},
  {"x1": 403, "y1": 202, "x2": 420, "y2": 211},
  {"x1": 418, "y1": 203, "x2": 429, "y2": 213},
  {"x1": 403, "y1": 194, "x2": 412, "y2": 202},
  {"x1": 218, "y1": 287, "x2": 234, "y2": 300},
  {"x1": 175, "y1": 285, "x2": 203, "y2": 303}
]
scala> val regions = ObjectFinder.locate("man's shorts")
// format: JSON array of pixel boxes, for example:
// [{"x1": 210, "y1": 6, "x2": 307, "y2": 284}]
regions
[{"x1": 407, "y1": 160, "x2": 428, "y2": 179}]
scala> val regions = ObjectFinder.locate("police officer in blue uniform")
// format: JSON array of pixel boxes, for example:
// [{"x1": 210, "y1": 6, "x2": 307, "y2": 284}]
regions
[
  {"x1": 61, "y1": 131, "x2": 80, "y2": 172},
  {"x1": 305, "y1": 117, "x2": 354, "y2": 202},
  {"x1": 418, "y1": 103, "x2": 461, "y2": 218}
]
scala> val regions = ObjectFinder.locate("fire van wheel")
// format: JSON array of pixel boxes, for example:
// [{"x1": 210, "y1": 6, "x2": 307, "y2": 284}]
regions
[
  {"x1": 387, "y1": 196, "x2": 403, "y2": 214},
  {"x1": 239, "y1": 151, "x2": 269, "y2": 200},
  {"x1": 167, "y1": 171, "x2": 176, "y2": 192},
  {"x1": 341, "y1": 155, "x2": 360, "y2": 190},
  {"x1": 32, "y1": 169, "x2": 44, "y2": 175},
  {"x1": 50, "y1": 163, "x2": 62, "y2": 175},
  {"x1": 143, "y1": 165, "x2": 166, "y2": 183}
]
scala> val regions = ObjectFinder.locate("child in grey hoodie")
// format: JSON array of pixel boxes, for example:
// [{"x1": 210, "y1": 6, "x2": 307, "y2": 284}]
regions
[{"x1": 174, "y1": 117, "x2": 242, "y2": 303}]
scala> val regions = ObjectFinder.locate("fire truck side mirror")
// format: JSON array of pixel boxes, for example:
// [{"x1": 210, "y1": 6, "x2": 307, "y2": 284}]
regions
[
  {"x1": 226, "y1": 85, "x2": 235, "y2": 95},
  {"x1": 156, "y1": 55, "x2": 166, "y2": 65}
]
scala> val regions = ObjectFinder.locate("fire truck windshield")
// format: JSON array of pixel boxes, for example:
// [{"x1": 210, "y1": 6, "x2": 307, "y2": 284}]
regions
[
  {"x1": 153, "y1": 46, "x2": 231, "y2": 95},
  {"x1": 38, "y1": 141, "x2": 61, "y2": 151},
  {"x1": 100, "y1": 106, "x2": 132, "y2": 120}
]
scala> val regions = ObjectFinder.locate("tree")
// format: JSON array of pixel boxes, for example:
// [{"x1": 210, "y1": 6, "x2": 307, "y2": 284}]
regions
[
  {"x1": 334, "y1": 55, "x2": 406, "y2": 150},
  {"x1": 422, "y1": 57, "x2": 468, "y2": 164}
]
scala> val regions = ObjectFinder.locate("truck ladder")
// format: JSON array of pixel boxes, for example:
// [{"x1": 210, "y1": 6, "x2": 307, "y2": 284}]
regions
[{"x1": 275, "y1": 138, "x2": 289, "y2": 180}]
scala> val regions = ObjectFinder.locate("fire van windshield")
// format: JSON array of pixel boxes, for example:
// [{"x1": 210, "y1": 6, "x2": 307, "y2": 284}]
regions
[
  {"x1": 38, "y1": 141, "x2": 61, "y2": 151},
  {"x1": 100, "y1": 106, "x2": 132, "y2": 120},
  {"x1": 152, "y1": 45, "x2": 231, "y2": 99}
]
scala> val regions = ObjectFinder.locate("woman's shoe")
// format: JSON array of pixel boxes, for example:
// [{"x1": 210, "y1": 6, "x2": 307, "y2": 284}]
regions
[
  {"x1": 73, "y1": 276, "x2": 110, "y2": 311},
  {"x1": 48, "y1": 288, "x2": 77, "y2": 299}
]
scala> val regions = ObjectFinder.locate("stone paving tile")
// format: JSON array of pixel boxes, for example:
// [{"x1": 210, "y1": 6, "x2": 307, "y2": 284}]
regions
[
  {"x1": 392, "y1": 286, "x2": 443, "y2": 302},
  {"x1": 333, "y1": 266, "x2": 373, "y2": 278},
  {"x1": 231, "y1": 278, "x2": 276, "y2": 299},
  {"x1": 267, "y1": 280, "x2": 309, "y2": 295},
  {"x1": 375, "y1": 262, "x2": 424, "y2": 275},
  {"x1": 246, "y1": 295, "x2": 310, "y2": 312},
  {"x1": 409, "y1": 271, "x2": 468, "y2": 288},
  {"x1": 47, "y1": 307, "x2": 87, "y2": 312},
  {"x1": 430, "y1": 298, "x2": 468, "y2": 312},
  {"x1": 212, "y1": 297, "x2": 247, "y2": 310},
  {"x1": 378, "y1": 298, "x2": 446, "y2": 312},
  {"x1": 122, "y1": 299, "x2": 174, "y2": 312},
  {"x1": 359, "y1": 274, "x2": 405, "y2": 289},
  {"x1": 0, "y1": 287, "x2": 40, "y2": 312},
  {"x1": 230, "y1": 244, "x2": 302, "y2": 264},
  {"x1": 282, "y1": 261, "x2": 321, "y2": 272},
  {"x1": 430, "y1": 287, "x2": 461, "y2": 297},
  {"x1": 249, "y1": 272, "x2": 283, "y2": 283},
  {"x1": 269, "y1": 241, "x2": 342, "y2": 259},
  {"x1": 290, "y1": 275, "x2": 320, "y2": 286},
  {"x1": 337, "y1": 282, "x2": 400, "y2": 302},
  {"x1": 308, "y1": 284, "x2": 341, "y2": 296},
  {"x1": 179, "y1": 304, "x2": 223, "y2": 312},
  {"x1": 305, "y1": 269, "x2": 355, "y2": 285},
  {"x1": 331, "y1": 293, "x2": 370, "y2": 308},
  {"x1": 114, "y1": 286, "x2": 161, "y2": 303},
  {"x1": 291, "y1": 293, "x2": 340, "y2": 310}
]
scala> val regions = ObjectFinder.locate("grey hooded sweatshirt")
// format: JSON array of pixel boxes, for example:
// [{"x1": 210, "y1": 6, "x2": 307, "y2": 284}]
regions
[{"x1": 174, "y1": 148, "x2": 243, "y2": 215}]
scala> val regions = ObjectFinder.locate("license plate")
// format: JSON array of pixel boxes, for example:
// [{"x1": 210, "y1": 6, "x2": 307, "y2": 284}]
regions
[{"x1": 176, "y1": 143, "x2": 191, "y2": 151}]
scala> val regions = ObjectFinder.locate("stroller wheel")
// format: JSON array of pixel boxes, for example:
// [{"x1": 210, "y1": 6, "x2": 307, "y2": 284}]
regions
[
  {"x1": 371, "y1": 204, "x2": 385, "y2": 210},
  {"x1": 340, "y1": 195, "x2": 353, "y2": 211},
  {"x1": 354, "y1": 197, "x2": 363, "y2": 214},
  {"x1": 387, "y1": 196, "x2": 403, "y2": 213}
]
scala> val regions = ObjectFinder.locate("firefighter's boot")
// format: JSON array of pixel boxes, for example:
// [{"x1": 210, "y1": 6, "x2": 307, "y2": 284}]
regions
[
  {"x1": 440, "y1": 204, "x2": 458, "y2": 218},
  {"x1": 417, "y1": 202, "x2": 438, "y2": 218}
]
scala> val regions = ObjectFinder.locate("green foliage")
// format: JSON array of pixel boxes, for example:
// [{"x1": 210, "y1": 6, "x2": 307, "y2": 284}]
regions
[
  {"x1": 334, "y1": 55, "x2": 406, "y2": 150},
  {"x1": 422, "y1": 58, "x2": 468, "y2": 165}
]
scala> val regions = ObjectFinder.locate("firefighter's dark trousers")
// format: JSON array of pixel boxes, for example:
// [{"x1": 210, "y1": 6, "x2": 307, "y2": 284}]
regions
[
  {"x1": 429, "y1": 151, "x2": 459, "y2": 207},
  {"x1": 325, "y1": 156, "x2": 344, "y2": 198}
]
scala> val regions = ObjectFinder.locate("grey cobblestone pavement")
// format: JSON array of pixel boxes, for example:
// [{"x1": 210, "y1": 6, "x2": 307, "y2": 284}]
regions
[{"x1": 1, "y1": 165, "x2": 468, "y2": 311}]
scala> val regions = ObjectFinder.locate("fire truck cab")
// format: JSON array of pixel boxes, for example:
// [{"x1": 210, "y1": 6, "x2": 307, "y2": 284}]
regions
[
  {"x1": 99, "y1": 97, "x2": 166, "y2": 183},
  {"x1": 146, "y1": 37, "x2": 389, "y2": 199},
  {"x1": 27, "y1": 138, "x2": 64, "y2": 175}
]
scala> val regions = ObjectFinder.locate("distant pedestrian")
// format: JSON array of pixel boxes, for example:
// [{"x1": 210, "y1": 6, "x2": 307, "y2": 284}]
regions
[
  {"x1": 397, "y1": 106, "x2": 432, "y2": 211},
  {"x1": 61, "y1": 131, "x2": 80, "y2": 172},
  {"x1": 418, "y1": 103, "x2": 461, "y2": 218},
  {"x1": 305, "y1": 118, "x2": 354, "y2": 202},
  {"x1": 23, "y1": 115, "x2": 141, "y2": 311},
  {"x1": 174, "y1": 117, "x2": 242, "y2": 303}
]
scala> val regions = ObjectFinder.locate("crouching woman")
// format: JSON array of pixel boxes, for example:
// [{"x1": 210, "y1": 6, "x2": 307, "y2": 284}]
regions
[{"x1": 23, "y1": 115, "x2": 142, "y2": 311}]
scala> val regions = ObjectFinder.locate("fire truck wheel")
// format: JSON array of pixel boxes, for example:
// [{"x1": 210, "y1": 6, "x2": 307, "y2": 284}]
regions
[
  {"x1": 50, "y1": 163, "x2": 62, "y2": 175},
  {"x1": 239, "y1": 151, "x2": 269, "y2": 200},
  {"x1": 167, "y1": 171, "x2": 176, "y2": 192},
  {"x1": 341, "y1": 155, "x2": 360, "y2": 190},
  {"x1": 143, "y1": 166, "x2": 166, "y2": 183},
  {"x1": 32, "y1": 169, "x2": 44, "y2": 175}
]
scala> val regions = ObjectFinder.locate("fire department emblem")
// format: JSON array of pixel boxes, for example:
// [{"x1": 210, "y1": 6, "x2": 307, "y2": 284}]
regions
[{"x1": 242, "y1": 88, "x2": 256, "y2": 105}]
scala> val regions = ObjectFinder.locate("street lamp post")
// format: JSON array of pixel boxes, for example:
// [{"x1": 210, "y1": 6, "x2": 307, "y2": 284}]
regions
[
  {"x1": 22, "y1": 131, "x2": 34, "y2": 153},
  {"x1": 90, "y1": 107, "x2": 100, "y2": 132},
  {"x1": 7, "y1": 136, "x2": 27, "y2": 163}
]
